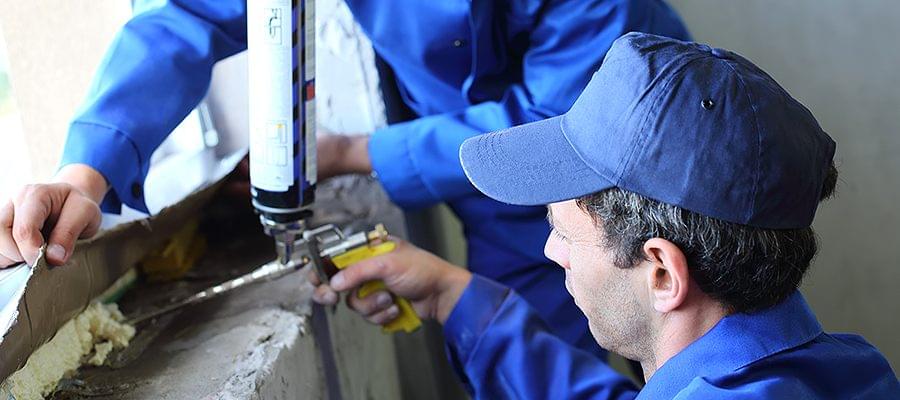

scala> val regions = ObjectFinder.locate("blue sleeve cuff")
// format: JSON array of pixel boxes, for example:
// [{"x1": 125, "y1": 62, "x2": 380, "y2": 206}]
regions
[
  {"x1": 443, "y1": 275, "x2": 511, "y2": 368},
  {"x1": 368, "y1": 123, "x2": 441, "y2": 209},
  {"x1": 60, "y1": 121, "x2": 150, "y2": 214}
]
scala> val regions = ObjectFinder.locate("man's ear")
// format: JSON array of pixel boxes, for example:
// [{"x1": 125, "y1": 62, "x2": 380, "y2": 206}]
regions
[{"x1": 642, "y1": 238, "x2": 690, "y2": 313}]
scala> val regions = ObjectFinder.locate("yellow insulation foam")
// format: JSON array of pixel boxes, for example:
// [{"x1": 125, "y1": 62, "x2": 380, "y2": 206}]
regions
[{"x1": 1, "y1": 302, "x2": 135, "y2": 399}]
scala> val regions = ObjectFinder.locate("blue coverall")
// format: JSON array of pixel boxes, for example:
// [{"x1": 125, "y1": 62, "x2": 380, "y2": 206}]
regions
[
  {"x1": 60, "y1": 0, "x2": 689, "y2": 355},
  {"x1": 444, "y1": 275, "x2": 900, "y2": 399}
]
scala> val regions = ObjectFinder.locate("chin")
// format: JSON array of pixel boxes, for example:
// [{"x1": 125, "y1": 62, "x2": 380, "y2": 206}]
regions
[
  {"x1": 589, "y1": 321, "x2": 632, "y2": 356},
  {"x1": 568, "y1": 291, "x2": 587, "y2": 314},
  {"x1": 591, "y1": 333, "x2": 617, "y2": 353},
  {"x1": 588, "y1": 324, "x2": 613, "y2": 349}
]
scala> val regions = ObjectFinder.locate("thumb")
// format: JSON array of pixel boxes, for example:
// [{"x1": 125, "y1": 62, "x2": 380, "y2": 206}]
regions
[{"x1": 46, "y1": 196, "x2": 101, "y2": 265}]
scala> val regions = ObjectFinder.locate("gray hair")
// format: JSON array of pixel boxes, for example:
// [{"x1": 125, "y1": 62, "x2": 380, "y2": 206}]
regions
[{"x1": 576, "y1": 164, "x2": 837, "y2": 313}]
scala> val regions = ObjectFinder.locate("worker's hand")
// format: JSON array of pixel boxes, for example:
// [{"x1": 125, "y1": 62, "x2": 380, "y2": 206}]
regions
[
  {"x1": 0, "y1": 164, "x2": 106, "y2": 268},
  {"x1": 222, "y1": 155, "x2": 251, "y2": 200},
  {"x1": 308, "y1": 238, "x2": 471, "y2": 324},
  {"x1": 316, "y1": 133, "x2": 372, "y2": 180}
]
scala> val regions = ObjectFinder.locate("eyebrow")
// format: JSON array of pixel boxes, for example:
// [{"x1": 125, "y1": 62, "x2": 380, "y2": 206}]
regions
[{"x1": 546, "y1": 207, "x2": 565, "y2": 235}]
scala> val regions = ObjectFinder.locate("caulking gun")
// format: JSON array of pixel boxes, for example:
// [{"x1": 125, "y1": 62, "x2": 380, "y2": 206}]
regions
[
  {"x1": 247, "y1": 0, "x2": 419, "y2": 333},
  {"x1": 126, "y1": 1, "x2": 421, "y2": 332}
]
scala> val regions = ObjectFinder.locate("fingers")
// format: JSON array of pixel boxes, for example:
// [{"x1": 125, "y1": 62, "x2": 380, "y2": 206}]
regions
[
  {"x1": 222, "y1": 156, "x2": 252, "y2": 201},
  {"x1": 0, "y1": 201, "x2": 23, "y2": 267},
  {"x1": 346, "y1": 289, "x2": 399, "y2": 325},
  {"x1": 11, "y1": 186, "x2": 54, "y2": 266},
  {"x1": 45, "y1": 195, "x2": 101, "y2": 265},
  {"x1": 366, "y1": 304, "x2": 400, "y2": 325},
  {"x1": 306, "y1": 268, "x2": 322, "y2": 286},
  {"x1": 236, "y1": 156, "x2": 250, "y2": 177},
  {"x1": 222, "y1": 181, "x2": 251, "y2": 199},
  {"x1": 310, "y1": 282, "x2": 400, "y2": 326},
  {"x1": 1, "y1": 183, "x2": 102, "y2": 268},
  {"x1": 312, "y1": 283, "x2": 339, "y2": 305},
  {"x1": 329, "y1": 256, "x2": 392, "y2": 292},
  {"x1": 308, "y1": 268, "x2": 340, "y2": 306},
  {"x1": 346, "y1": 289, "x2": 394, "y2": 317},
  {"x1": 223, "y1": 157, "x2": 251, "y2": 199}
]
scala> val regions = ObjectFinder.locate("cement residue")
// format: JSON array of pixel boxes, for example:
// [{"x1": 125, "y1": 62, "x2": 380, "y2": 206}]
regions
[{"x1": 213, "y1": 309, "x2": 307, "y2": 399}]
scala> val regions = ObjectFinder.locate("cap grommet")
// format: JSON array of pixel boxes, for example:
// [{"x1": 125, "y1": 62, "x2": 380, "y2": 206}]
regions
[{"x1": 701, "y1": 99, "x2": 715, "y2": 110}]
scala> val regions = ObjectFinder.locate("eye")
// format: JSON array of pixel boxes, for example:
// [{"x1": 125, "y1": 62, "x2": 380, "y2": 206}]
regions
[{"x1": 551, "y1": 228, "x2": 570, "y2": 243}]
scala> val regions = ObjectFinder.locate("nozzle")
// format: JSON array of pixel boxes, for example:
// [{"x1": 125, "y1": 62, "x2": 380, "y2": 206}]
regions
[{"x1": 259, "y1": 216, "x2": 306, "y2": 265}]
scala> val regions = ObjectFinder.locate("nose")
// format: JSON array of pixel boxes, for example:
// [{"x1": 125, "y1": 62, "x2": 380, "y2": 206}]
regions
[{"x1": 544, "y1": 236, "x2": 570, "y2": 270}]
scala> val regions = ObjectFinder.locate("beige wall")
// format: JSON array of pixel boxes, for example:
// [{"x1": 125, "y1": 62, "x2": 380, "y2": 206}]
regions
[
  {"x1": 0, "y1": 30, "x2": 30, "y2": 200},
  {"x1": 670, "y1": 0, "x2": 900, "y2": 367},
  {"x1": 0, "y1": 0, "x2": 130, "y2": 182}
]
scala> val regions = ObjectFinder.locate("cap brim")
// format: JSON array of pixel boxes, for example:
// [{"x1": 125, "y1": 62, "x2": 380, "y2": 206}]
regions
[{"x1": 460, "y1": 115, "x2": 614, "y2": 206}]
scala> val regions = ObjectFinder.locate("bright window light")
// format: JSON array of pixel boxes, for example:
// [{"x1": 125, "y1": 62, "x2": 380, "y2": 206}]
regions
[{"x1": 0, "y1": 28, "x2": 31, "y2": 202}]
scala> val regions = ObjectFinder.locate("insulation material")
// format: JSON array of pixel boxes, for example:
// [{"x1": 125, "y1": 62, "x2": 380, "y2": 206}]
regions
[
  {"x1": 139, "y1": 219, "x2": 207, "y2": 282},
  {"x1": 0, "y1": 160, "x2": 240, "y2": 382},
  {"x1": 0, "y1": 302, "x2": 135, "y2": 399}
]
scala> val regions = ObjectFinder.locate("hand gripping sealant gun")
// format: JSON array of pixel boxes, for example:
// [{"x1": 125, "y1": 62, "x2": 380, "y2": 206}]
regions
[
  {"x1": 126, "y1": 0, "x2": 420, "y2": 331},
  {"x1": 246, "y1": 0, "x2": 420, "y2": 333}
]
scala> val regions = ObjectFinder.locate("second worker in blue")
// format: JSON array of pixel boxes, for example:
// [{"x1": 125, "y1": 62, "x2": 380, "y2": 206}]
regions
[{"x1": 0, "y1": 0, "x2": 689, "y2": 361}]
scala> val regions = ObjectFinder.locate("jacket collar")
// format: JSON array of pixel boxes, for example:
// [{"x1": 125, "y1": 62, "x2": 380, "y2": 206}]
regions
[{"x1": 638, "y1": 291, "x2": 823, "y2": 399}]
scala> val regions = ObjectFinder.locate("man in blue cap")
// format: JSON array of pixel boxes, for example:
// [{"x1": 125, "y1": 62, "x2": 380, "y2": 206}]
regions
[
  {"x1": 0, "y1": 0, "x2": 688, "y2": 359},
  {"x1": 310, "y1": 33, "x2": 899, "y2": 398}
]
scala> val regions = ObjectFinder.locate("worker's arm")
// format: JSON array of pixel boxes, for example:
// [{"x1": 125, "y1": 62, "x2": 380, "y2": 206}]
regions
[
  {"x1": 310, "y1": 238, "x2": 640, "y2": 399},
  {"x1": 61, "y1": 0, "x2": 248, "y2": 214},
  {"x1": 0, "y1": 1, "x2": 247, "y2": 268},
  {"x1": 321, "y1": 0, "x2": 688, "y2": 209}
]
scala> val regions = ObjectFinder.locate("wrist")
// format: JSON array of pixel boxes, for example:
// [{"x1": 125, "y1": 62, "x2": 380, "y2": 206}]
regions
[
  {"x1": 53, "y1": 164, "x2": 108, "y2": 204},
  {"x1": 434, "y1": 267, "x2": 473, "y2": 324},
  {"x1": 343, "y1": 134, "x2": 372, "y2": 175}
]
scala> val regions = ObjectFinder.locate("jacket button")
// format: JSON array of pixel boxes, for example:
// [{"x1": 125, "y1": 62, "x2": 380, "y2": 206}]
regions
[{"x1": 131, "y1": 183, "x2": 142, "y2": 198}]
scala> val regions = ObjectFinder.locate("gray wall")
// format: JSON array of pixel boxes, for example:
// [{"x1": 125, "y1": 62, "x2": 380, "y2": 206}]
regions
[{"x1": 669, "y1": 0, "x2": 900, "y2": 367}]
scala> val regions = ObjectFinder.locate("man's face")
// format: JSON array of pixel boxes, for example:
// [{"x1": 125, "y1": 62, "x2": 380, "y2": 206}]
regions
[{"x1": 544, "y1": 200, "x2": 651, "y2": 360}]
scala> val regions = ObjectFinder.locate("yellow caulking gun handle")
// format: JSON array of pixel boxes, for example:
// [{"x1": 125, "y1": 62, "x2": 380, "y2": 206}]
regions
[{"x1": 329, "y1": 241, "x2": 422, "y2": 333}]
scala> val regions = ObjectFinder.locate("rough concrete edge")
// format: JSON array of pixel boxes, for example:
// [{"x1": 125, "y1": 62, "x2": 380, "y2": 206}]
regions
[{"x1": 209, "y1": 312, "x2": 323, "y2": 400}]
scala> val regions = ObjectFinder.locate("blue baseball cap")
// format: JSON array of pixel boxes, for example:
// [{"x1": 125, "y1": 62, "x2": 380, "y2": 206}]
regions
[{"x1": 460, "y1": 32, "x2": 836, "y2": 229}]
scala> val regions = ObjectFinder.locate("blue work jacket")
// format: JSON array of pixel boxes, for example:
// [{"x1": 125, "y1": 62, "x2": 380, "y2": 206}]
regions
[
  {"x1": 60, "y1": 0, "x2": 689, "y2": 354},
  {"x1": 446, "y1": 276, "x2": 900, "y2": 399}
]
